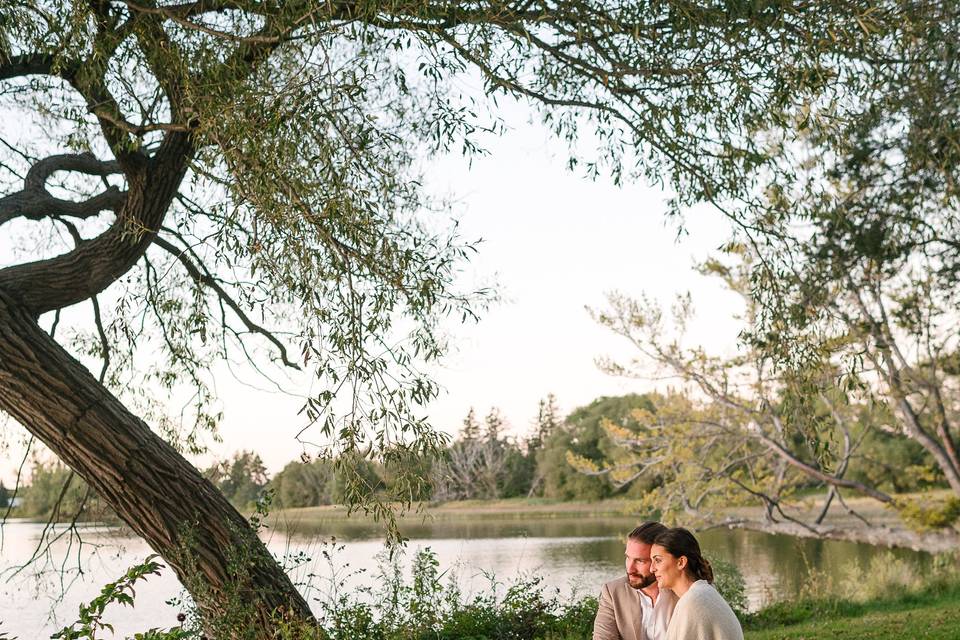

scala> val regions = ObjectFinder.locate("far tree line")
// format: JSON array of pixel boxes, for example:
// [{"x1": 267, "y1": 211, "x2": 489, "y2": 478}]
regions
[{"x1": 9, "y1": 390, "x2": 943, "y2": 518}]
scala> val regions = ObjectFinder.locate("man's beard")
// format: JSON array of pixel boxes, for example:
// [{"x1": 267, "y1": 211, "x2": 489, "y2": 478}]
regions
[{"x1": 627, "y1": 572, "x2": 656, "y2": 589}]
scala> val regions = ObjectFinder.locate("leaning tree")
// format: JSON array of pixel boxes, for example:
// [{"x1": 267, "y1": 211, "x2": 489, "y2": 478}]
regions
[{"x1": 0, "y1": 0, "x2": 905, "y2": 634}]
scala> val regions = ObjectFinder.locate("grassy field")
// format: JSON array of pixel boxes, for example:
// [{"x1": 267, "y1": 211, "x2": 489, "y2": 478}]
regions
[
  {"x1": 743, "y1": 585, "x2": 960, "y2": 640},
  {"x1": 746, "y1": 607, "x2": 960, "y2": 640}
]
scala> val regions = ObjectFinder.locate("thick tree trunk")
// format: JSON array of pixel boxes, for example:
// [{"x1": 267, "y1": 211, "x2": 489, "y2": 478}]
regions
[{"x1": 0, "y1": 292, "x2": 315, "y2": 636}]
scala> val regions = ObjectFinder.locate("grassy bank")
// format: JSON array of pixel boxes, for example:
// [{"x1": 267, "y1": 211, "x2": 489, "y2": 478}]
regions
[
  {"x1": 271, "y1": 497, "x2": 636, "y2": 521},
  {"x1": 264, "y1": 497, "x2": 641, "y2": 538},
  {"x1": 270, "y1": 491, "x2": 952, "y2": 528},
  {"x1": 18, "y1": 490, "x2": 948, "y2": 529},
  {"x1": 744, "y1": 583, "x2": 960, "y2": 639}
]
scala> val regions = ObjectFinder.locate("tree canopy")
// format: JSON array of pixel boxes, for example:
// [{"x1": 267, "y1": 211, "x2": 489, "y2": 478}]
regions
[{"x1": 547, "y1": 2, "x2": 960, "y2": 554}]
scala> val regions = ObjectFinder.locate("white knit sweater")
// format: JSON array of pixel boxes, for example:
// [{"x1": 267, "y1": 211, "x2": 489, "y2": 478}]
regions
[{"x1": 665, "y1": 580, "x2": 744, "y2": 640}]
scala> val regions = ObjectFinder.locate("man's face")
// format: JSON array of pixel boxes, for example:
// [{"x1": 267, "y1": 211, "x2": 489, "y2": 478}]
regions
[{"x1": 625, "y1": 539, "x2": 656, "y2": 589}]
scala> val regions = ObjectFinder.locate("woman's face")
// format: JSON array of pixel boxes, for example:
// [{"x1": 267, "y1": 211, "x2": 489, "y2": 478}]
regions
[{"x1": 650, "y1": 543, "x2": 686, "y2": 590}]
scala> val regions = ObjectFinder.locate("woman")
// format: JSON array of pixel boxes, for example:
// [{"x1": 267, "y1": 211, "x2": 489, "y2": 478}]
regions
[{"x1": 651, "y1": 527, "x2": 743, "y2": 640}]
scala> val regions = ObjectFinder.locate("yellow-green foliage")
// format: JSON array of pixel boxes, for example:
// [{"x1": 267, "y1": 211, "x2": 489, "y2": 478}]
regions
[
  {"x1": 894, "y1": 496, "x2": 960, "y2": 531},
  {"x1": 565, "y1": 451, "x2": 601, "y2": 474},
  {"x1": 584, "y1": 391, "x2": 792, "y2": 522}
]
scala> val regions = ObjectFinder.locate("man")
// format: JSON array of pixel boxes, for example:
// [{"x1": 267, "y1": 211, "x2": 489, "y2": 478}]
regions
[{"x1": 593, "y1": 521, "x2": 678, "y2": 640}]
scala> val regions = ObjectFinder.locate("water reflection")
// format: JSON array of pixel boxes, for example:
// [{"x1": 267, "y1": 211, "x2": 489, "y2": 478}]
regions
[
  {"x1": 272, "y1": 513, "x2": 934, "y2": 609},
  {"x1": 0, "y1": 517, "x2": 935, "y2": 637},
  {"x1": 697, "y1": 529, "x2": 932, "y2": 607}
]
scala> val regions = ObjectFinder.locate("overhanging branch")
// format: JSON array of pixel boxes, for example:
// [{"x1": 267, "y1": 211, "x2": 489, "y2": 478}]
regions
[
  {"x1": 0, "y1": 53, "x2": 56, "y2": 80},
  {"x1": 152, "y1": 233, "x2": 301, "y2": 370}
]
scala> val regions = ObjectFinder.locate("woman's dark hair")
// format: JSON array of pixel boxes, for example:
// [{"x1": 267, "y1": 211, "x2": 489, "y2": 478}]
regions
[{"x1": 653, "y1": 527, "x2": 714, "y2": 583}]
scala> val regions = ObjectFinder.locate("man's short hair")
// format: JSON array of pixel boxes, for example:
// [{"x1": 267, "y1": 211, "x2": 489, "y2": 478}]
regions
[{"x1": 627, "y1": 521, "x2": 667, "y2": 545}]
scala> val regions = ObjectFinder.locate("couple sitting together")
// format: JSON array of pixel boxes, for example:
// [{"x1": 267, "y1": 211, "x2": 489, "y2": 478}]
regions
[{"x1": 593, "y1": 522, "x2": 743, "y2": 640}]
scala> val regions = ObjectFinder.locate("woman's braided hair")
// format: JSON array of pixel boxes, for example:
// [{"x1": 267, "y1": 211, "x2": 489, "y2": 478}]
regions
[{"x1": 653, "y1": 527, "x2": 714, "y2": 583}]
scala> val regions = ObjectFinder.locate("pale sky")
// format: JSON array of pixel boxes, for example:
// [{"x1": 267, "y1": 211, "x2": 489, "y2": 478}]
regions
[
  {"x1": 203, "y1": 105, "x2": 746, "y2": 475},
  {"x1": 1, "y1": 101, "x2": 746, "y2": 480}
]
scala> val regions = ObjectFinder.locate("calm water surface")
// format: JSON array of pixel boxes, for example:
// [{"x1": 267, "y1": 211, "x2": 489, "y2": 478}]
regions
[{"x1": 0, "y1": 515, "x2": 932, "y2": 637}]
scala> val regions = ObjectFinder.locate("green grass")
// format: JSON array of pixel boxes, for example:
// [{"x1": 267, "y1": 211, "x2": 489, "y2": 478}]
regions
[{"x1": 744, "y1": 583, "x2": 960, "y2": 639}]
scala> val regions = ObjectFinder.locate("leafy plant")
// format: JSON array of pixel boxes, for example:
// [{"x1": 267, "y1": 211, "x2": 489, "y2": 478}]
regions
[
  {"x1": 712, "y1": 558, "x2": 748, "y2": 618},
  {"x1": 51, "y1": 556, "x2": 193, "y2": 640},
  {"x1": 895, "y1": 497, "x2": 960, "y2": 531}
]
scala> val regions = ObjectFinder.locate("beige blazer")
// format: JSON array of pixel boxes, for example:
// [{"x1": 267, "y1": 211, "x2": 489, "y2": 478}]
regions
[{"x1": 592, "y1": 576, "x2": 675, "y2": 640}]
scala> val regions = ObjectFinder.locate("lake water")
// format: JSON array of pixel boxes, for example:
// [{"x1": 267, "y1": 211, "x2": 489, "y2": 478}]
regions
[{"x1": 0, "y1": 515, "x2": 933, "y2": 638}]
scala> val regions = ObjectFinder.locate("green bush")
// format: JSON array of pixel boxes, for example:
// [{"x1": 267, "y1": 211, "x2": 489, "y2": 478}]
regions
[
  {"x1": 895, "y1": 496, "x2": 960, "y2": 531},
  {"x1": 55, "y1": 543, "x2": 598, "y2": 639},
  {"x1": 712, "y1": 558, "x2": 748, "y2": 617}
]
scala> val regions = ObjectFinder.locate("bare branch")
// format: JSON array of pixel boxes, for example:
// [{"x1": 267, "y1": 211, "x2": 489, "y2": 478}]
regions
[
  {"x1": 844, "y1": 276, "x2": 960, "y2": 493},
  {"x1": 814, "y1": 486, "x2": 837, "y2": 525},
  {"x1": 91, "y1": 296, "x2": 111, "y2": 384},
  {"x1": 125, "y1": 0, "x2": 285, "y2": 43},
  {"x1": 1, "y1": 435, "x2": 34, "y2": 541},
  {"x1": 87, "y1": 108, "x2": 191, "y2": 136},
  {"x1": 152, "y1": 233, "x2": 301, "y2": 370},
  {"x1": 702, "y1": 515, "x2": 960, "y2": 554},
  {"x1": 0, "y1": 186, "x2": 125, "y2": 227},
  {"x1": 8, "y1": 470, "x2": 75, "y2": 579},
  {"x1": 758, "y1": 415, "x2": 894, "y2": 504},
  {"x1": 834, "y1": 488, "x2": 874, "y2": 528},
  {"x1": 24, "y1": 152, "x2": 122, "y2": 190}
]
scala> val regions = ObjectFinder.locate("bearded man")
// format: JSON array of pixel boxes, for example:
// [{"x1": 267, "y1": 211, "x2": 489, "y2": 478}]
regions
[{"x1": 593, "y1": 521, "x2": 678, "y2": 640}]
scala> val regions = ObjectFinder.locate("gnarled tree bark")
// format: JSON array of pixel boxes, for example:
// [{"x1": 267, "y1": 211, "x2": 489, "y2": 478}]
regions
[
  {"x1": 0, "y1": 292, "x2": 314, "y2": 629},
  {"x1": 0, "y1": 130, "x2": 315, "y2": 634}
]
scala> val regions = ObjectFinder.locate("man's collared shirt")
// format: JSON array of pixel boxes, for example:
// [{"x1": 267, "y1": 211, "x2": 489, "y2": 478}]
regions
[{"x1": 635, "y1": 586, "x2": 677, "y2": 640}]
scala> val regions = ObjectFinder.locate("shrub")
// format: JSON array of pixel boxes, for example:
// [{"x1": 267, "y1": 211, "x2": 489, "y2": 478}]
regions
[
  {"x1": 54, "y1": 544, "x2": 599, "y2": 640},
  {"x1": 712, "y1": 557, "x2": 748, "y2": 617},
  {"x1": 895, "y1": 496, "x2": 960, "y2": 531}
]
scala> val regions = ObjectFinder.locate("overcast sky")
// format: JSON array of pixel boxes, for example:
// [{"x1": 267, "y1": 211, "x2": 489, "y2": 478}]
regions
[{"x1": 1, "y1": 101, "x2": 746, "y2": 481}]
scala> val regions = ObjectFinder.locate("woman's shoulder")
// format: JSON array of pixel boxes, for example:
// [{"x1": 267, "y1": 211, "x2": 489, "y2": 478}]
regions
[
  {"x1": 683, "y1": 581, "x2": 728, "y2": 609},
  {"x1": 674, "y1": 581, "x2": 743, "y2": 640},
  {"x1": 686, "y1": 580, "x2": 719, "y2": 600}
]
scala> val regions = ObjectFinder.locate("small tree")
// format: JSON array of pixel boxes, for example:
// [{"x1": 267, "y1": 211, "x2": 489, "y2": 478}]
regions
[
  {"x1": 205, "y1": 451, "x2": 269, "y2": 509},
  {"x1": 530, "y1": 394, "x2": 561, "y2": 454},
  {"x1": 525, "y1": 394, "x2": 560, "y2": 497},
  {"x1": 584, "y1": 259, "x2": 960, "y2": 552},
  {"x1": 461, "y1": 408, "x2": 482, "y2": 442}
]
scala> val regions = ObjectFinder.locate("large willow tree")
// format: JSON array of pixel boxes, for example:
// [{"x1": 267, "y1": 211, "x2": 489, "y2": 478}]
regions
[{"x1": 0, "y1": 0, "x2": 903, "y2": 634}]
